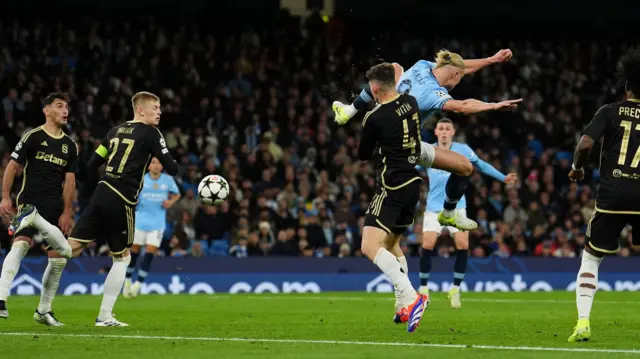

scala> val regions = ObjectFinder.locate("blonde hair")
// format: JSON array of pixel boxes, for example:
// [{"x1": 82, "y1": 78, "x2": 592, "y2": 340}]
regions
[
  {"x1": 131, "y1": 91, "x2": 160, "y2": 110},
  {"x1": 435, "y1": 50, "x2": 465, "y2": 70}
]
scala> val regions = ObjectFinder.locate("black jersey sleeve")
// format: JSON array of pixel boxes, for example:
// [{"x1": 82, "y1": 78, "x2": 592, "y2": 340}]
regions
[
  {"x1": 148, "y1": 127, "x2": 179, "y2": 175},
  {"x1": 583, "y1": 105, "x2": 612, "y2": 140},
  {"x1": 10, "y1": 129, "x2": 38, "y2": 165},
  {"x1": 358, "y1": 112, "x2": 379, "y2": 161},
  {"x1": 89, "y1": 130, "x2": 113, "y2": 170}
]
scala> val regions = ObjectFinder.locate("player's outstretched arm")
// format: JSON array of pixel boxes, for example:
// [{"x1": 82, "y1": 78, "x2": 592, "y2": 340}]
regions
[
  {"x1": 442, "y1": 98, "x2": 522, "y2": 115},
  {"x1": 473, "y1": 158, "x2": 506, "y2": 182},
  {"x1": 149, "y1": 128, "x2": 179, "y2": 176},
  {"x1": 463, "y1": 49, "x2": 512, "y2": 75},
  {"x1": 473, "y1": 158, "x2": 518, "y2": 184},
  {"x1": 0, "y1": 160, "x2": 19, "y2": 215}
]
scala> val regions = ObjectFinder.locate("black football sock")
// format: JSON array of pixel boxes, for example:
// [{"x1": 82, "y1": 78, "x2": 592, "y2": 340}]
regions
[
  {"x1": 453, "y1": 250, "x2": 468, "y2": 286},
  {"x1": 419, "y1": 249, "x2": 433, "y2": 286},
  {"x1": 353, "y1": 86, "x2": 374, "y2": 110},
  {"x1": 443, "y1": 174, "x2": 470, "y2": 211}
]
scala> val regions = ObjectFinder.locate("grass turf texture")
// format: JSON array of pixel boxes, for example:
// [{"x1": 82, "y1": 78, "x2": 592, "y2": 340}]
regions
[{"x1": 1, "y1": 292, "x2": 640, "y2": 358}]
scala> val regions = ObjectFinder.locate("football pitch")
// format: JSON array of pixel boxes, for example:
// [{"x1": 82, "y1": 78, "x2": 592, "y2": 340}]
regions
[{"x1": 1, "y1": 292, "x2": 640, "y2": 358}]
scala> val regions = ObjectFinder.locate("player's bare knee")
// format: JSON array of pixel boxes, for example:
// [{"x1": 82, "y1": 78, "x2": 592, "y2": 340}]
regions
[
  {"x1": 458, "y1": 159, "x2": 473, "y2": 177},
  {"x1": 112, "y1": 248, "x2": 131, "y2": 259},
  {"x1": 454, "y1": 235, "x2": 469, "y2": 250},
  {"x1": 579, "y1": 272, "x2": 595, "y2": 278},
  {"x1": 131, "y1": 244, "x2": 141, "y2": 254},
  {"x1": 455, "y1": 243, "x2": 469, "y2": 251},
  {"x1": 112, "y1": 252, "x2": 132, "y2": 266},
  {"x1": 579, "y1": 283, "x2": 596, "y2": 289},
  {"x1": 67, "y1": 239, "x2": 88, "y2": 257},
  {"x1": 361, "y1": 226, "x2": 388, "y2": 258},
  {"x1": 383, "y1": 233, "x2": 401, "y2": 248},
  {"x1": 47, "y1": 249, "x2": 63, "y2": 258},
  {"x1": 421, "y1": 232, "x2": 437, "y2": 250},
  {"x1": 12, "y1": 236, "x2": 33, "y2": 246},
  {"x1": 145, "y1": 245, "x2": 158, "y2": 255}
]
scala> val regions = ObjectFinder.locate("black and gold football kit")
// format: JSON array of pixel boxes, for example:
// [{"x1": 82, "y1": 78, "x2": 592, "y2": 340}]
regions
[
  {"x1": 70, "y1": 121, "x2": 179, "y2": 254},
  {"x1": 359, "y1": 94, "x2": 423, "y2": 235},
  {"x1": 10, "y1": 126, "x2": 78, "y2": 239},
  {"x1": 583, "y1": 99, "x2": 640, "y2": 253}
]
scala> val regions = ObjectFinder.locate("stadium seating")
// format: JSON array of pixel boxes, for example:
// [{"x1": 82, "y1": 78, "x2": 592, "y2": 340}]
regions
[{"x1": 0, "y1": 14, "x2": 637, "y2": 259}]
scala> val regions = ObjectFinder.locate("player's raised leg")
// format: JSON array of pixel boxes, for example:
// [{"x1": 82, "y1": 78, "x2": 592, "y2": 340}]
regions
[
  {"x1": 449, "y1": 230, "x2": 469, "y2": 309},
  {"x1": 429, "y1": 147, "x2": 477, "y2": 231},
  {"x1": 9, "y1": 205, "x2": 72, "y2": 259},
  {"x1": 333, "y1": 63, "x2": 404, "y2": 124}
]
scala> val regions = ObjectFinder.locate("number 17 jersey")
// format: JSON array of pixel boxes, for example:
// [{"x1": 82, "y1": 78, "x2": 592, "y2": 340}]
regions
[
  {"x1": 583, "y1": 99, "x2": 640, "y2": 213},
  {"x1": 358, "y1": 93, "x2": 423, "y2": 190},
  {"x1": 96, "y1": 121, "x2": 176, "y2": 205}
]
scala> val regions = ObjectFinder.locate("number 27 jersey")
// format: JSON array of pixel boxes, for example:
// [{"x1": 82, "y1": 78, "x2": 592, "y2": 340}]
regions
[{"x1": 96, "y1": 121, "x2": 177, "y2": 205}]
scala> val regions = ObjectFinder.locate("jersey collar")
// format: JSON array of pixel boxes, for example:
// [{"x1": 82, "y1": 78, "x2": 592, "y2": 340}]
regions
[
  {"x1": 429, "y1": 68, "x2": 444, "y2": 88},
  {"x1": 40, "y1": 125, "x2": 64, "y2": 139}
]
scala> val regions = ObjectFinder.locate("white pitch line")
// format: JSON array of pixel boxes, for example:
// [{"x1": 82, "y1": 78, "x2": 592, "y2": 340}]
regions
[
  {"x1": 3, "y1": 332, "x2": 640, "y2": 355},
  {"x1": 221, "y1": 295, "x2": 640, "y2": 305}
]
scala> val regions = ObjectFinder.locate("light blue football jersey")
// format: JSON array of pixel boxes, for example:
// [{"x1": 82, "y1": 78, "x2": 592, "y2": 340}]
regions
[
  {"x1": 396, "y1": 60, "x2": 453, "y2": 122},
  {"x1": 135, "y1": 173, "x2": 180, "y2": 232}
]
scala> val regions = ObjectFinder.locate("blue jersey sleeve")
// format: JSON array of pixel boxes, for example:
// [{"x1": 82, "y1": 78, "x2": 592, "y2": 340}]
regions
[
  {"x1": 460, "y1": 144, "x2": 506, "y2": 182},
  {"x1": 417, "y1": 87, "x2": 453, "y2": 111},
  {"x1": 459, "y1": 144, "x2": 479, "y2": 163},
  {"x1": 166, "y1": 175, "x2": 180, "y2": 194}
]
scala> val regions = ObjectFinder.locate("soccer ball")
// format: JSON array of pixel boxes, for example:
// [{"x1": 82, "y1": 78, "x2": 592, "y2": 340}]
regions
[{"x1": 198, "y1": 175, "x2": 229, "y2": 205}]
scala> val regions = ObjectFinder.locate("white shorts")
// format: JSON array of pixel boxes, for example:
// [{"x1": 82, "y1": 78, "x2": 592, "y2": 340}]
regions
[
  {"x1": 422, "y1": 209, "x2": 467, "y2": 235},
  {"x1": 133, "y1": 229, "x2": 164, "y2": 248},
  {"x1": 418, "y1": 141, "x2": 436, "y2": 169}
]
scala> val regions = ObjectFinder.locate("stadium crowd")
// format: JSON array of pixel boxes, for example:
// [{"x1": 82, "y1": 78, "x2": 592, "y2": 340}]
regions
[{"x1": 0, "y1": 14, "x2": 638, "y2": 258}]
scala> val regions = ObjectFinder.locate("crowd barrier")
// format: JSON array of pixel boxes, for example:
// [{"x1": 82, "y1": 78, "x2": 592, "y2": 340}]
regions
[{"x1": 2, "y1": 256, "x2": 640, "y2": 295}]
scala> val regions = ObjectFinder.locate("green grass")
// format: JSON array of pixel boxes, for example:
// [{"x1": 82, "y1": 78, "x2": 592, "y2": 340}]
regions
[{"x1": 1, "y1": 292, "x2": 640, "y2": 358}]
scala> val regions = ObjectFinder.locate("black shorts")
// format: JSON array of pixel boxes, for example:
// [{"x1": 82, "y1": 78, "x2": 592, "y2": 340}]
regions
[
  {"x1": 70, "y1": 183, "x2": 135, "y2": 254},
  {"x1": 586, "y1": 211, "x2": 640, "y2": 254},
  {"x1": 13, "y1": 203, "x2": 61, "y2": 240},
  {"x1": 364, "y1": 181, "x2": 420, "y2": 235}
]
